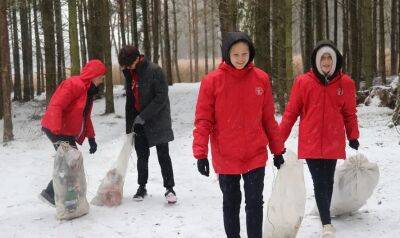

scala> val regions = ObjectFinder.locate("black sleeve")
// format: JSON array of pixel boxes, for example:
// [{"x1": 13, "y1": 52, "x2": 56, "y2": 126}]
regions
[
  {"x1": 123, "y1": 69, "x2": 135, "y2": 134},
  {"x1": 139, "y1": 67, "x2": 168, "y2": 121}
]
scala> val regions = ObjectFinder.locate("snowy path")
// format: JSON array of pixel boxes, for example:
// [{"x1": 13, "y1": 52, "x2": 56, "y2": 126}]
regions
[{"x1": 0, "y1": 83, "x2": 399, "y2": 238}]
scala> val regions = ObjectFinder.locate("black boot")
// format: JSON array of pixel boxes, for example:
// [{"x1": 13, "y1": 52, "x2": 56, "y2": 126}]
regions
[{"x1": 133, "y1": 185, "x2": 147, "y2": 201}]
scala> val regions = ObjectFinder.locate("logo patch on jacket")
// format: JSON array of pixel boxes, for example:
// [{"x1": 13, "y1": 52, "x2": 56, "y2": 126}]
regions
[
  {"x1": 337, "y1": 87, "x2": 344, "y2": 96},
  {"x1": 255, "y1": 87, "x2": 264, "y2": 96}
]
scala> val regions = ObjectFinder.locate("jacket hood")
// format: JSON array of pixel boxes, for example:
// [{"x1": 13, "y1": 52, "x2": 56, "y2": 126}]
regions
[
  {"x1": 79, "y1": 59, "x2": 106, "y2": 86},
  {"x1": 311, "y1": 40, "x2": 343, "y2": 84},
  {"x1": 221, "y1": 32, "x2": 256, "y2": 69}
]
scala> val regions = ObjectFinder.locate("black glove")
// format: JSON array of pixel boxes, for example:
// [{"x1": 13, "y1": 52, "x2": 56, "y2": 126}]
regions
[
  {"x1": 349, "y1": 139, "x2": 359, "y2": 150},
  {"x1": 273, "y1": 154, "x2": 284, "y2": 169},
  {"x1": 197, "y1": 158, "x2": 210, "y2": 177},
  {"x1": 88, "y1": 138, "x2": 97, "y2": 154},
  {"x1": 132, "y1": 116, "x2": 145, "y2": 135}
]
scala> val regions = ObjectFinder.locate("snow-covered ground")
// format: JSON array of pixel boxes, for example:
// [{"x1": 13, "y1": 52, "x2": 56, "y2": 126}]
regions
[{"x1": 0, "y1": 83, "x2": 400, "y2": 238}]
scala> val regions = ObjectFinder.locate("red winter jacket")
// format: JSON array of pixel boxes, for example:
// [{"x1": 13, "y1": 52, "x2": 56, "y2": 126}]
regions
[
  {"x1": 280, "y1": 70, "x2": 359, "y2": 159},
  {"x1": 193, "y1": 62, "x2": 284, "y2": 174},
  {"x1": 41, "y1": 60, "x2": 106, "y2": 144}
]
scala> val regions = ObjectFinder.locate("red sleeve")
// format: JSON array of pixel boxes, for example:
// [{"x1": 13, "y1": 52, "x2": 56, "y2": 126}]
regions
[
  {"x1": 279, "y1": 77, "x2": 303, "y2": 142},
  {"x1": 85, "y1": 117, "x2": 95, "y2": 139},
  {"x1": 44, "y1": 80, "x2": 83, "y2": 134},
  {"x1": 192, "y1": 76, "x2": 215, "y2": 159},
  {"x1": 342, "y1": 77, "x2": 359, "y2": 140},
  {"x1": 262, "y1": 74, "x2": 284, "y2": 155}
]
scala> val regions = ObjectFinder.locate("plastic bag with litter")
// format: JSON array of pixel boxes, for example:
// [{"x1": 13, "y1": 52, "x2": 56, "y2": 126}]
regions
[
  {"x1": 264, "y1": 149, "x2": 306, "y2": 238},
  {"x1": 91, "y1": 133, "x2": 134, "y2": 207},
  {"x1": 53, "y1": 142, "x2": 89, "y2": 220}
]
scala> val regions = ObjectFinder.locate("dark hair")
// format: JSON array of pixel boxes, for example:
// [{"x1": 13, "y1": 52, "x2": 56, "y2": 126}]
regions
[{"x1": 118, "y1": 45, "x2": 140, "y2": 67}]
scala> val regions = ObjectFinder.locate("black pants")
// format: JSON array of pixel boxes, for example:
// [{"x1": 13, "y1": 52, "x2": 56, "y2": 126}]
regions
[
  {"x1": 42, "y1": 128, "x2": 77, "y2": 198},
  {"x1": 306, "y1": 159, "x2": 337, "y2": 225},
  {"x1": 218, "y1": 167, "x2": 265, "y2": 238},
  {"x1": 134, "y1": 127, "x2": 175, "y2": 189}
]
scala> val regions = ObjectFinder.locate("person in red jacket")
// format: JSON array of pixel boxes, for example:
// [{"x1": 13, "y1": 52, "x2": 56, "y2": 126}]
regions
[
  {"x1": 39, "y1": 59, "x2": 106, "y2": 206},
  {"x1": 280, "y1": 40, "x2": 360, "y2": 237},
  {"x1": 193, "y1": 32, "x2": 285, "y2": 238}
]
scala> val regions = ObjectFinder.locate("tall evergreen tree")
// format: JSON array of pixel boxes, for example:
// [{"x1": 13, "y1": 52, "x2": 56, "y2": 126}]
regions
[{"x1": 69, "y1": 0, "x2": 81, "y2": 75}]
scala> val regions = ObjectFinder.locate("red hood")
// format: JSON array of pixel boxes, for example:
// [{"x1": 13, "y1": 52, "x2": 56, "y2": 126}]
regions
[
  {"x1": 218, "y1": 61, "x2": 254, "y2": 79},
  {"x1": 79, "y1": 60, "x2": 106, "y2": 87}
]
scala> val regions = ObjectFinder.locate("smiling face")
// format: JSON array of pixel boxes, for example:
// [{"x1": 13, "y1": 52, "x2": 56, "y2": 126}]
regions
[
  {"x1": 229, "y1": 42, "x2": 250, "y2": 69},
  {"x1": 320, "y1": 52, "x2": 333, "y2": 75}
]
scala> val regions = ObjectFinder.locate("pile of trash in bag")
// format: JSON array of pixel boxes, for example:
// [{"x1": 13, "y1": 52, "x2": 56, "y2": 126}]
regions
[
  {"x1": 53, "y1": 142, "x2": 89, "y2": 220},
  {"x1": 91, "y1": 133, "x2": 134, "y2": 207}
]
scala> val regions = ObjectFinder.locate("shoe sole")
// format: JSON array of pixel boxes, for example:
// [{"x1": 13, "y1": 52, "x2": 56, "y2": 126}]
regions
[
  {"x1": 38, "y1": 194, "x2": 55, "y2": 207},
  {"x1": 133, "y1": 195, "x2": 146, "y2": 201}
]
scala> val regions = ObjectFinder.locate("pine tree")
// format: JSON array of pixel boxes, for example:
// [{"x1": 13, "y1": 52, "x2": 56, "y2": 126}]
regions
[
  {"x1": 69, "y1": 0, "x2": 81, "y2": 75},
  {"x1": 0, "y1": 0, "x2": 14, "y2": 142},
  {"x1": 41, "y1": 0, "x2": 57, "y2": 102}
]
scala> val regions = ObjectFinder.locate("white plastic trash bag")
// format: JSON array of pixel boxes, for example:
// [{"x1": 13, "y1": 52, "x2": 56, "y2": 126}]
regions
[
  {"x1": 53, "y1": 142, "x2": 89, "y2": 220},
  {"x1": 312, "y1": 153, "x2": 379, "y2": 216},
  {"x1": 264, "y1": 149, "x2": 306, "y2": 238},
  {"x1": 91, "y1": 133, "x2": 134, "y2": 206}
]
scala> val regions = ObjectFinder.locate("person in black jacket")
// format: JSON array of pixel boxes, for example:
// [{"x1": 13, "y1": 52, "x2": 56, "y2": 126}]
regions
[{"x1": 118, "y1": 45, "x2": 176, "y2": 204}]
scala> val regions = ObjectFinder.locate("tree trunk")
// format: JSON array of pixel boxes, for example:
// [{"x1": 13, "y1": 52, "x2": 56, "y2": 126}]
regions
[
  {"x1": 393, "y1": 81, "x2": 400, "y2": 125},
  {"x1": 20, "y1": 0, "x2": 32, "y2": 101},
  {"x1": 211, "y1": 0, "x2": 216, "y2": 70},
  {"x1": 315, "y1": 0, "x2": 324, "y2": 42},
  {"x1": 398, "y1": 0, "x2": 400, "y2": 74},
  {"x1": 203, "y1": 0, "x2": 209, "y2": 74},
  {"x1": 141, "y1": 0, "x2": 151, "y2": 59},
  {"x1": 131, "y1": 0, "x2": 139, "y2": 46},
  {"x1": 304, "y1": 0, "x2": 313, "y2": 71},
  {"x1": 118, "y1": 0, "x2": 126, "y2": 47},
  {"x1": 218, "y1": 0, "x2": 238, "y2": 41},
  {"x1": 379, "y1": 0, "x2": 386, "y2": 84},
  {"x1": 42, "y1": 0, "x2": 57, "y2": 102},
  {"x1": 171, "y1": 0, "x2": 181, "y2": 82},
  {"x1": 300, "y1": 0, "x2": 306, "y2": 70},
  {"x1": 325, "y1": 0, "x2": 329, "y2": 39},
  {"x1": 255, "y1": 0, "x2": 271, "y2": 73},
  {"x1": 1, "y1": 0, "x2": 14, "y2": 142},
  {"x1": 69, "y1": 0, "x2": 81, "y2": 75},
  {"x1": 28, "y1": 1, "x2": 34, "y2": 98},
  {"x1": 334, "y1": 0, "x2": 338, "y2": 44},
  {"x1": 272, "y1": 0, "x2": 288, "y2": 113},
  {"x1": 192, "y1": 0, "x2": 199, "y2": 82},
  {"x1": 285, "y1": 0, "x2": 293, "y2": 91},
  {"x1": 55, "y1": 0, "x2": 65, "y2": 82},
  {"x1": 103, "y1": 0, "x2": 114, "y2": 114},
  {"x1": 361, "y1": 0, "x2": 374, "y2": 88},
  {"x1": 78, "y1": 0, "x2": 88, "y2": 67},
  {"x1": 83, "y1": 0, "x2": 93, "y2": 59},
  {"x1": 33, "y1": 0, "x2": 42, "y2": 96},
  {"x1": 152, "y1": 0, "x2": 160, "y2": 63},
  {"x1": 12, "y1": 0, "x2": 21, "y2": 100},
  {"x1": 350, "y1": 0, "x2": 360, "y2": 86},
  {"x1": 163, "y1": 0, "x2": 173, "y2": 85},
  {"x1": 87, "y1": 0, "x2": 103, "y2": 60},
  {"x1": 342, "y1": 0, "x2": 349, "y2": 71},
  {"x1": 391, "y1": 0, "x2": 398, "y2": 75},
  {"x1": 187, "y1": 0, "x2": 193, "y2": 82}
]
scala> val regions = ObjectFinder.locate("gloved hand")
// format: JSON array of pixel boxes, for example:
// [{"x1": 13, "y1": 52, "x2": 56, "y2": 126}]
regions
[
  {"x1": 132, "y1": 116, "x2": 145, "y2": 135},
  {"x1": 349, "y1": 139, "x2": 359, "y2": 150},
  {"x1": 133, "y1": 115, "x2": 145, "y2": 126},
  {"x1": 273, "y1": 154, "x2": 284, "y2": 169},
  {"x1": 197, "y1": 158, "x2": 210, "y2": 177},
  {"x1": 88, "y1": 138, "x2": 97, "y2": 154}
]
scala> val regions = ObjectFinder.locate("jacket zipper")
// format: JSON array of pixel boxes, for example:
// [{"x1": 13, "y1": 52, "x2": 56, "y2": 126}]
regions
[{"x1": 321, "y1": 76, "x2": 328, "y2": 157}]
